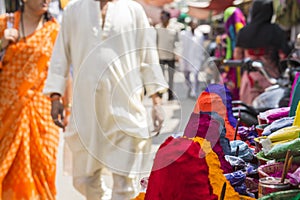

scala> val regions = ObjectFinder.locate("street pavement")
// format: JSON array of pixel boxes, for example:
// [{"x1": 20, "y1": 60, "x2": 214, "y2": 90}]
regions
[{"x1": 55, "y1": 71, "x2": 207, "y2": 200}]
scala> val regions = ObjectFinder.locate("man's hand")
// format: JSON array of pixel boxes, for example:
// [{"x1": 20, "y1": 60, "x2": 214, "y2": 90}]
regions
[
  {"x1": 151, "y1": 92, "x2": 164, "y2": 135},
  {"x1": 50, "y1": 94, "x2": 65, "y2": 131},
  {"x1": 152, "y1": 104, "x2": 164, "y2": 134}
]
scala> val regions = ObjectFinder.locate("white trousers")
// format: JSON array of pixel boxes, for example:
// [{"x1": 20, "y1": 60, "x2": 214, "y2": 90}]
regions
[{"x1": 73, "y1": 169, "x2": 136, "y2": 200}]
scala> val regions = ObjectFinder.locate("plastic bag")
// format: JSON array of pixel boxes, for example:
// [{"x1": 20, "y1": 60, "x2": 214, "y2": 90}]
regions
[
  {"x1": 224, "y1": 170, "x2": 246, "y2": 186},
  {"x1": 265, "y1": 138, "x2": 300, "y2": 159},
  {"x1": 238, "y1": 125, "x2": 257, "y2": 145},
  {"x1": 230, "y1": 140, "x2": 254, "y2": 162},
  {"x1": 225, "y1": 155, "x2": 246, "y2": 169}
]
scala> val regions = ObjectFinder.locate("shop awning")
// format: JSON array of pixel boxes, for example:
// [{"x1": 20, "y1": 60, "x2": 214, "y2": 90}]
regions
[
  {"x1": 187, "y1": 0, "x2": 234, "y2": 19},
  {"x1": 143, "y1": 0, "x2": 174, "y2": 7}
]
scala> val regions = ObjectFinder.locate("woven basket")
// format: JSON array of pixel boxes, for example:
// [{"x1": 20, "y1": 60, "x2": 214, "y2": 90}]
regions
[
  {"x1": 240, "y1": 195, "x2": 256, "y2": 200},
  {"x1": 258, "y1": 162, "x2": 298, "y2": 179}
]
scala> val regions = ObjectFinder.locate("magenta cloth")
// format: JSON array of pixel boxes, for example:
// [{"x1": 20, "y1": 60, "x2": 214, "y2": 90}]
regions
[
  {"x1": 263, "y1": 107, "x2": 290, "y2": 123},
  {"x1": 145, "y1": 137, "x2": 218, "y2": 200},
  {"x1": 205, "y1": 84, "x2": 237, "y2": 127},
  {"x1": 184, "y1": 113, "x2": 233, "y2": 173}
]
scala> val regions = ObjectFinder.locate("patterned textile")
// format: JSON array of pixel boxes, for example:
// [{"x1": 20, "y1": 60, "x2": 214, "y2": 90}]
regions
[
  {"x1": 224, "y1": 7, "x2": 246, "y2": 60},
  {"x1": 0, "y1": 12, "x2": 59, "y2": 200},
  {"x1": 223, "y1": 7, "x2": 246, "y2": 100}
]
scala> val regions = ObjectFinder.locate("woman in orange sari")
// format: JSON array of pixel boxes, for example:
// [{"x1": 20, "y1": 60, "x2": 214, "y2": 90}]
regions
[{"x1": 0, "y1": 0, "x2": 60, "y2": 199}]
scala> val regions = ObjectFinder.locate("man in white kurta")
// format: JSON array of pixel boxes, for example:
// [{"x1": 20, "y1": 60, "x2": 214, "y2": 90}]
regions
[{"x1": 43, "y1": 0, "x2": 168, "y2": 199}]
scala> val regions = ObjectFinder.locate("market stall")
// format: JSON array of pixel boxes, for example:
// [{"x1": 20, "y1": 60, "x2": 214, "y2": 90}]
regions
[{"x1": 130, "y1": 5, "x2": 300, "y2": 199}]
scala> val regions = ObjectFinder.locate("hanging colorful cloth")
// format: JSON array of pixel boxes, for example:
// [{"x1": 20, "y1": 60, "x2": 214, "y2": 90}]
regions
[
  {"x1": 223, "y1": 7, "x2": 246, "y2": 100},
  {"x1": 224, "y1": 7, "x2": 246, "y2": 59}
]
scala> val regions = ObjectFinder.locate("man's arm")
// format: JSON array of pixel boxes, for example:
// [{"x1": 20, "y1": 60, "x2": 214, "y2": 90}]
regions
[{"x1": 44, "y1": 7, "x2": 72, "y2": 130}]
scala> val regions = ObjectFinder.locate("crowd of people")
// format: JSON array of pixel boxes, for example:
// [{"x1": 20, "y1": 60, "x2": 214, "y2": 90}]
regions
[{"x1": 0, "y1": 0, "x2": 299, "y2": 199}]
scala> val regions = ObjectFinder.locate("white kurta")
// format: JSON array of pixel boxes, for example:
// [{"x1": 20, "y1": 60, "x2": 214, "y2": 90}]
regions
[
  {"x1": 44, "y1": 0, "x2": 168, "y2": 177},
  {"x1": 179, "y1": 29, "x2": 204, "y2": 73}
]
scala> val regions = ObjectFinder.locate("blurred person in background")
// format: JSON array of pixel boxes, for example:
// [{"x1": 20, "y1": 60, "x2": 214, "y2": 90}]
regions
[
  {"x1": 156, "y1": 10, "x2": 179, "y2": 101},
  {"x1": 0, "y1": 0, "x2": 62, "y2": 199},
  {"x1": 234, "y1": 0, "x2": 291, "y2": 105},
  {"x1": 179, "y1": 17, "x2": 204, "y2": 99},
  {"x1": 196, "y1": 24, "x2": 220, "y2": 84},
  {"x1": 43, "y1": 0, "x2": 168, "y2": 199}
]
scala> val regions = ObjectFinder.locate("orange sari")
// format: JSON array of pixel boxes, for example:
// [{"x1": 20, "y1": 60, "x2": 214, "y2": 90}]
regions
[{"x1": 0, "y1": 12, "x2": 59, "y2": 200}]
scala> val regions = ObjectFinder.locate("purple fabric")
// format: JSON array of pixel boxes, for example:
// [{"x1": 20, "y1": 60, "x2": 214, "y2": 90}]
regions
[
  {"x1": 205, "y1": 84, "x2": 237, "y2": 127},
  {"x1": 262, "y1": 116, "x2": 295, "y2": 136},
  {"x1": 184, "y1": 113, "x2": 233, "y2": 173}
]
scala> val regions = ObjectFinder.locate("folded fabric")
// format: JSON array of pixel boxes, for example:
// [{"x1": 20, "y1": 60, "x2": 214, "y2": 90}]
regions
[
  {"x1": 262, "y1": 116, "x2": 295, "y2": 136},
  {"x1": 202, "y1": 111, "x2": 232, "y2": 156},
  {"x1": 224, "y1": 170, "x2": 249, "y2": 195},
  {"x1": 145, "y1": 137, "x2": 217, "y2": 200},
  {"x1": 194, "y1": 91, "x2": 239, "y2": 140},
  {"x1": 225, "y1": 170, "x2": 246, "y2": 186},
  {"x1": 205, "y1": 84, "x2": 237, "y2": 127},
  {"x1": 184, "y1": 112, "x2": 232, "y2": 173},
  {"x1": 260, "y1": 107, "x2": 290, "y2": 124},
  {"x1": 238, "y1": 125, "x2": 257, "y2": 145},
  {"x1": 265, "y1": 138, "x2": 300, "y2": 159},
  {"x1": 145, "y1": 137, "x2": 240, "y2": 200},
  {"x1": 230, "y1": 140, "x2": 254, "y2": 162}
]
